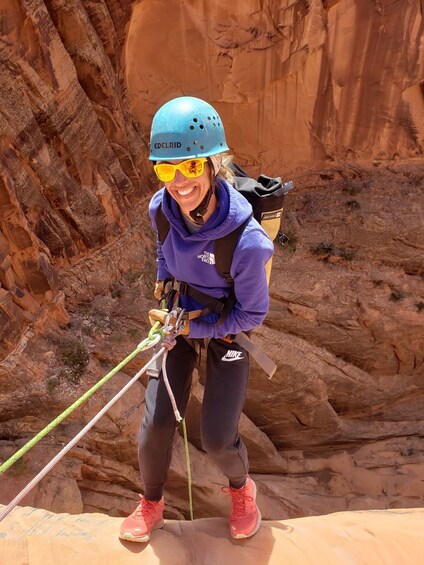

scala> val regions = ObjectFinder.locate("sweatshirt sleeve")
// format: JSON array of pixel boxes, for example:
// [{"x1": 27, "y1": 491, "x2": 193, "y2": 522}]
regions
[{"x1": 187, "y1": 222, "x2": 274, "y2": 339}]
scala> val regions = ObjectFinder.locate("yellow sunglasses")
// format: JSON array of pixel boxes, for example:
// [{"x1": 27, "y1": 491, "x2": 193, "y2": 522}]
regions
[{"x1": 153, "y1": 158, "x2": 207, "y2": 182}]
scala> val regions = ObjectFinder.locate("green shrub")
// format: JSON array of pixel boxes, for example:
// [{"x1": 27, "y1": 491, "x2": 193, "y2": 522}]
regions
[
  {"x1": 346, "y1": 200, "x2": 361, "y2": 209},
  {"x1": 310, "y1": 243, "x2": 355, "y2": 261},
  {"x1": 389, "y1": 290, "x2": 407, "y2": 302},
  {"x1": 47, "y1": 376, "x2": 60, "y2": 395},
  {"x1": 61, "y1": 339, "x2": 89, "y2": 383},
  {"x1": 339, "y1": 248, "x2": 355, "y2": 261},
  {"x1": 311, "y1": 242, "x2": 334, "y2": 255},
  {"x1": 340, "y1": 179, "x2": 361, "y2": 195}
]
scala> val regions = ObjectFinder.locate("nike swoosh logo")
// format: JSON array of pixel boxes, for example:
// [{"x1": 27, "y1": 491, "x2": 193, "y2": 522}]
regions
[{"x1": 221, "y1": 354, "x2": 245, "y2": 362}]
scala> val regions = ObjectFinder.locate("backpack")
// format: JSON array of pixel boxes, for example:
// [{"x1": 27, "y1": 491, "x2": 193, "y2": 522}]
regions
[
  {"x1": 154, "y1": 164, "x2": 294, "y2": 378},
  {"x1": 223, "y1": 163, "x2": 294, "y2": 285}
]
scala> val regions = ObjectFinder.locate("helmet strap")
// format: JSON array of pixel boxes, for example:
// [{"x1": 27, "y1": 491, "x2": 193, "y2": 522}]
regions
[{"x1": 189, "y1": 186, "x2": 213, "y2": 225}]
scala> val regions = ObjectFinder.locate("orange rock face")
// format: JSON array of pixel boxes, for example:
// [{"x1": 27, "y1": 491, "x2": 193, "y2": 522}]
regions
[
  {"x1": 124, "y1": 0, "x2": 424, "y2": 172},
  {"x1": 0, "y1": 0, "x2": 423, "y2": 529},
  {"x1": 0, "y1": 0, "x2": 146, "y2": 359}
]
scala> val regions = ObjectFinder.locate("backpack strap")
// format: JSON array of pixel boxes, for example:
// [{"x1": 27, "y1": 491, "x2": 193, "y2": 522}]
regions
[
  {"x1": 211, "y1": 217, "x2": 250, "y2": 324},
  {"x1": 155, "y1": 205, "x2": 170, "y2": 245},
  {"x1": 214, "y1": 217, "x2": 250, "y2": 283}
]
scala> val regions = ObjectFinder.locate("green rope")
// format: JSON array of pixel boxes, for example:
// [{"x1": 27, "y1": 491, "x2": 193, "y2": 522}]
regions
[
  {"x1": 181, "y1": 418, "x2": 194, "y2": 520},
  {"x1": 0, "y1": 326, "x2": 164, "y2": 476}
]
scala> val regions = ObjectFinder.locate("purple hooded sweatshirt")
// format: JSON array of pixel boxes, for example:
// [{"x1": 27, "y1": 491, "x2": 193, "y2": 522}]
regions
[{"x1": 149, "y1": 178, "x2": 274, "y2": 339}]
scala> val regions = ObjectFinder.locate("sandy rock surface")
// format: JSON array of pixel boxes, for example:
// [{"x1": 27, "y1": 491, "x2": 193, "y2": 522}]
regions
[{"x1": 1, "y1": 505, "x2": 424, "y2": 565}]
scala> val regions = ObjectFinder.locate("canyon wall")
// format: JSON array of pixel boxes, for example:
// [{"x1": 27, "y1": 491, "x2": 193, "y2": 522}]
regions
[
  {"x1": 0, "y1": 0, "x2": 148, "y2": 361},
  {"x1": 0, "y1": 0, "x2": 423, "y2": 521},
  {"x1": 125, "y1": 0, "x2": 424, "y2": 173}
]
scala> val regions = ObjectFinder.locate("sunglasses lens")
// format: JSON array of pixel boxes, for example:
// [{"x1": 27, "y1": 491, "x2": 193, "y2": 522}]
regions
[
  {"x1": 154, "y1": 164, "x2": 175, "y2": 182},
  {"x1": 180, "y1": 159, "x2": 204, "y2": 178}
]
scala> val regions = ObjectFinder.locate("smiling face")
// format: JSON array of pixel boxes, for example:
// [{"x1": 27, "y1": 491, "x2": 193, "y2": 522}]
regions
[{"x1": 163, "y1": 159, "x2": 214, "y2": 217}]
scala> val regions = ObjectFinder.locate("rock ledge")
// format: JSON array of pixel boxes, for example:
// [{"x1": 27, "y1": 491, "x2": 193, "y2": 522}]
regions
[{"x1": 1, "y1": 505, "x2": 423, "y2": 564}]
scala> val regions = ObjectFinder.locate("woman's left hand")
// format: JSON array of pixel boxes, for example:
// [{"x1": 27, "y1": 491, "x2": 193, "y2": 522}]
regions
[{"x1": 148, "y1": 309, "x2": 190, "y2": 335}]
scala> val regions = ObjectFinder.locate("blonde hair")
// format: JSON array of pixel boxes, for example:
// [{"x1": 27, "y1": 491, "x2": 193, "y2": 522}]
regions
[{"x1": 216, "y1": 152, "x2": 235, "y2": 184}]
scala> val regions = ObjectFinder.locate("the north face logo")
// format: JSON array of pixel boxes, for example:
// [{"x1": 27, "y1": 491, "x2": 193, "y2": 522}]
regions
[
  {"x1": 221, "y1": 350, "x2": 244, "y2": 362},
  {"x1": 197, "y1": 251, "x2": 215, "y2": 265}
]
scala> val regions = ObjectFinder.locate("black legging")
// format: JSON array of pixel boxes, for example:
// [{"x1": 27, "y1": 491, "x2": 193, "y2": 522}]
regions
[{"x1": 138, "y1": 335, "x2": 250, "y2": 500}]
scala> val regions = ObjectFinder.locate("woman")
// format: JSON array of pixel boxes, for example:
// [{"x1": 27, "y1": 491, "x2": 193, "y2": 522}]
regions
[{"x1": 120, "y1": 96, "x2": 273, "y2": 542}]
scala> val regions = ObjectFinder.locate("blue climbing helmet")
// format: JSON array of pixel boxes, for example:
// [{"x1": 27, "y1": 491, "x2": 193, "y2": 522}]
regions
[{"x1": 149, "y1": 96, "x2": 229, "y2": 161}]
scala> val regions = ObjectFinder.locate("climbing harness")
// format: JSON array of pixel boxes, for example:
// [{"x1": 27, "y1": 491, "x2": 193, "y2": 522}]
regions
[
  {"x1": 0, "y1": 309, "x2": 194, "y2": 522},
  {"x1": 158, "y1": 272, "x2": 278, "y2": 378}
]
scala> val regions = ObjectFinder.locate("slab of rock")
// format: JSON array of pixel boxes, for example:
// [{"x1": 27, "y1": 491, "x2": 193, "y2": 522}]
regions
[{"x1": 1, "y1": 505, "x2": 424, "y2": 565}]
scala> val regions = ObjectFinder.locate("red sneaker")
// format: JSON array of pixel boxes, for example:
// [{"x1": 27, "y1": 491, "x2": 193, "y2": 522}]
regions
[
  {"x1": 224, "y1": 476, "x2": 262, "y2": 539},
  {"x1": 119, "y1": 496, "x2": 164, "y2": 542}
]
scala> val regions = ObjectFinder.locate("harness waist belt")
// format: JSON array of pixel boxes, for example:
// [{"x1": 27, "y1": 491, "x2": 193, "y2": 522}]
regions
[
  {"x1": 233, "y1": 333, "x2": 276, "y2": 379},
  {"x1": 169, "y1": 278, "x2": 228, "y2": 315}
]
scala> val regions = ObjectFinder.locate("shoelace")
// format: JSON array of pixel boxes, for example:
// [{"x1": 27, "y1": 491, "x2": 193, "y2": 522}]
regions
[
  {"x1": 134, "y1": 496, "x2": 158, "y2": 519},
  {"x1": 222, "y1": 484, "x2": 254, "y2": 516}
]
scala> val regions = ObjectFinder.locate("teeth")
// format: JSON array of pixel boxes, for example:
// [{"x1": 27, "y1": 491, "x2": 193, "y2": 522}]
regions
[{"x1": 177, "y1": 187, "x2": 195, "y2": 196}]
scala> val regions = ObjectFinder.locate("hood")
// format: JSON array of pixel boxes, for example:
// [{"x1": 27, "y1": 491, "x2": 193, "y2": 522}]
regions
[{"x1": 152, "y1": 178, "x2": 253, "y2": 241}]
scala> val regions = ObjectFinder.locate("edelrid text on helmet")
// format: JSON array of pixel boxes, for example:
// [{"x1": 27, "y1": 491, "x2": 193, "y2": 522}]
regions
[{"x1": 149, "y1": 96, "x2": 229, "y2": 161}]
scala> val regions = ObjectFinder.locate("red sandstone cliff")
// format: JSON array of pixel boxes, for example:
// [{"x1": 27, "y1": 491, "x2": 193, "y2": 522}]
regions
[
  {"x1": 126, "y1": 0, "x2": 424, "y2": 170},
  {"x1": 0, "y1": 0, "x2": 423, "y2": 524}
]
